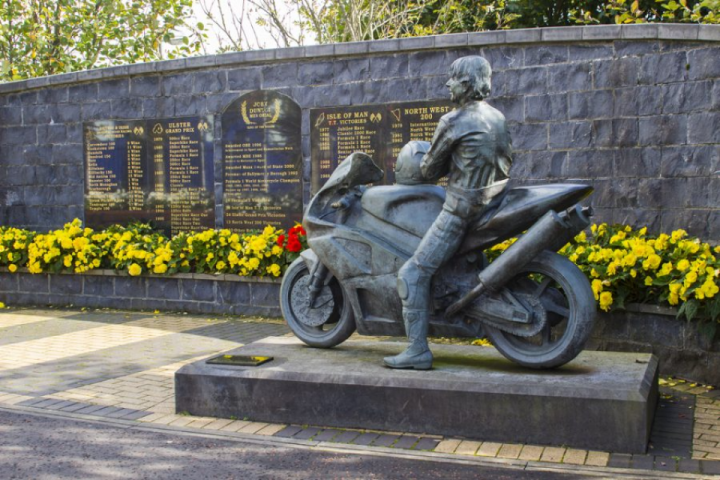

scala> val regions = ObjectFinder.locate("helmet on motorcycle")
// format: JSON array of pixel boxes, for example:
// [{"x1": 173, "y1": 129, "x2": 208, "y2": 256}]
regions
[{"x1": 395, "y1": 140, "x2": 430, "y2": 185}]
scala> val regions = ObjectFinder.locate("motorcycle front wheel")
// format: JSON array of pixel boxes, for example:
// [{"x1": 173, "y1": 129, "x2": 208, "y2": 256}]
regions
[
  {"x1": 484, "y1": 250, "x2": 596, "y2": 369},
  {"x1": 280, "y1": 257, "x2": 356, "y2": 348}
]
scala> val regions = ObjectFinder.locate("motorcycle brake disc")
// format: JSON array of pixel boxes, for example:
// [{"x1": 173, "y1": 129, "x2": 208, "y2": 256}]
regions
[
  {"x1": 290, "y1": 275, "x2": 336, "y2": 327},
  {"x1": 482, "y1": 293, "x2": 547, "y2": 338}
]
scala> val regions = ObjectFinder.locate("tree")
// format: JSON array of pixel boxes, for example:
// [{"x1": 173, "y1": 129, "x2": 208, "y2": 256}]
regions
[{"x1": 0, "y1": 0, "x2": 204, "y2": 82}]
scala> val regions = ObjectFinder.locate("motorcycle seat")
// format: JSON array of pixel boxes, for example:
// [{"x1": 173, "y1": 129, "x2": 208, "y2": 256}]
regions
[{"x1": 361, "y1": 184, "x2": 445, "y2": 238}]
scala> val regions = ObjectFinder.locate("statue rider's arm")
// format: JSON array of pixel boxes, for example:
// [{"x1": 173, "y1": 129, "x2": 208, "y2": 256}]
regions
[{"x1": 420, "y1": 118, "x2": 454, "y2": 182}]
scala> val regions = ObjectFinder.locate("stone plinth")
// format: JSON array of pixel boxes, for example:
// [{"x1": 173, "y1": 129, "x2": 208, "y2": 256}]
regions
[{"x1": 175, "y1": 337, "x2": 658, "y2": 453}]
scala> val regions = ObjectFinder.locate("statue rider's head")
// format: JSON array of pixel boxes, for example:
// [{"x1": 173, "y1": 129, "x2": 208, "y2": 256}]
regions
[{"x1": 447, "y1": 56, "x2": 492, "y2": 105}]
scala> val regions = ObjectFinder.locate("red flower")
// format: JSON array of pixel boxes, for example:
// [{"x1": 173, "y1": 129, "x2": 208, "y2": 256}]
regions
[
  {"x1": 276, "y1": 234, "x2": 285, "y2": 247},
  {"x1": 289, "y1": 225, "x2": 306, "y2": 236},
  {"x1": 286, "y1": 233, "x2": 302, "y2": 253}
]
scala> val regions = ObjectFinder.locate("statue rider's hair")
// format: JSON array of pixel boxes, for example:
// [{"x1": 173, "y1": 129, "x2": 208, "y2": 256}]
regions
[{"x1": 450, "y1": 56, "x2": 492, "y2": 100}]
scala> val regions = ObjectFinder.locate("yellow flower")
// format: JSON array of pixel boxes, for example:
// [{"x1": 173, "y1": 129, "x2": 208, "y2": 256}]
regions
[
  {"x1": 642, "y1": 254, "x2": 661, "y2": 270},
  {"x1": 630, "y1": 268, "x2": 637, "y2": 278},
  {"x1": 659, "y1": 262, "x2": 673, "y2": 276},
  {"x1": 248, "y1": 257, "x2": 260, "y2": 270},
  {"x1": 8, "y1": 264, "x2": 17, "y2": 273},
  {"x1": 0, "y1": 302, "x2": 5, "y2": 308},
  {"x1": 153, "y1": 264, "x2": 167, "y2": 274},
  {"x1": 676, "y1": 259, "x2": 690, "y2": 271},
  {"x1": 644, "y1": 276, "x2": 653, "y2": 286},
  {"x1": 128, "y1": 263, "x2": 142, "y2": 276},
  {"x1": 591, "y1": 279, "x2": 603, "y2": 300},
  {"x1": 206, "y1": 252, "x2": 214, "y2": 262},
  {"x1": 599, "y1": 291, "x2": 613, "y2": 311},
  {"x1": 216, "y1": 261, "x2": 226, "y2": 271},
  {"x1": 700, "y1": 278, "x2": 719, "y2": 298},
  {"x1": 671, "y1": 229, "x2": 687, "y2": 242},
  {"x1": 63, "y1": 255, "x2": 73, "y2": 267},
  {"x1": 267, "y1": 263, "x2": 281, "y2": 277}
]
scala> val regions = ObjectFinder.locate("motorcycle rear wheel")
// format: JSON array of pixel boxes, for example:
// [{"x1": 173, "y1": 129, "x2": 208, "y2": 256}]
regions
[
  {"x1": 484, "y1": 250, "x2": 596, "y2": 369},
  {"x1": 280, "y1": 257, "x2": 356, "y2": 348}
]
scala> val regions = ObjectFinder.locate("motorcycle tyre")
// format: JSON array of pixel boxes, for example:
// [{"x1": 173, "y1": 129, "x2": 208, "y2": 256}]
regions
[
  {"x1": 484, "y1": 250, "x2": 596, "y2": 369},
  {"x1": 280, "y1": 257, "x2": 356, "y2": 348}
]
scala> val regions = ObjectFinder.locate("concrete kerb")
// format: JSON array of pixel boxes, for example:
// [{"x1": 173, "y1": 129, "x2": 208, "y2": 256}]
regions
[{"x1": 0, "y1": 403, "x2": 709, "y2": 480}]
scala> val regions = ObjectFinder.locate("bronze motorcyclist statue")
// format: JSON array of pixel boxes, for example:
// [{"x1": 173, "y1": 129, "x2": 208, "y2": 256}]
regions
[{"x1": 384, "y1": 56, "x2": 513, "y2": 370}]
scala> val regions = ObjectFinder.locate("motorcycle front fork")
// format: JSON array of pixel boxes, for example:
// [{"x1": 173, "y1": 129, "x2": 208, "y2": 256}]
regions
[{"x1": 307, "y1": 262, "x2": 329, "y2": 308}]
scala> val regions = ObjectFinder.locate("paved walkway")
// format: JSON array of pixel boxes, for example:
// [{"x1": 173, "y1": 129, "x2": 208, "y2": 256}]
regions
[{"x1": 0, "y1": 308, "x2": 718, "y2": 478}]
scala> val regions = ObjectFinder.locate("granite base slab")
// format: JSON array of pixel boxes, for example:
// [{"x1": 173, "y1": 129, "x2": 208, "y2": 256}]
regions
[{"x1": 175, "y1": 337, "x2": 658, "y2": 453}]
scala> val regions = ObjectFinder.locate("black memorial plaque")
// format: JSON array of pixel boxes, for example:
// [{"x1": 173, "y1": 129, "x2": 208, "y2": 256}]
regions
[
  {"x1": 149, "y1": 117, "x2": 215, "y2": 236},
  {"x1": 222, "y1": 90, "x2": 302, "y2": 232},
  {"x1": 310, "y1": 100, "x2": 454, "y2": 192},
  {"x1": 84, "y1": 116, "x2": 214, "y2": 235}
]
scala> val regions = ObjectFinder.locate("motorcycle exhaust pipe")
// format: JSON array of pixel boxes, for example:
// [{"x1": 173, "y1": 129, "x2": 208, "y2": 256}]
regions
[{"x1": 446, "y1": 205, "x2": 592, "y2": 317}]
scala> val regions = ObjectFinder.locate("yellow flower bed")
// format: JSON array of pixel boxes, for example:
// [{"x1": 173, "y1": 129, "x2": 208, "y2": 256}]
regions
[
  {"x1": 0, "y1": 219, "x2": 307, "y2": 279},
  {"x1": 488, "y1": 223, "x2": 720, "y2": 326}
]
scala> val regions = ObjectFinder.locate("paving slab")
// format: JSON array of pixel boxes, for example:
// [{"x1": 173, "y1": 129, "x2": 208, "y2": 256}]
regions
[{"x1": 176, "y1": 337, "x2": 658, "y2": 453}]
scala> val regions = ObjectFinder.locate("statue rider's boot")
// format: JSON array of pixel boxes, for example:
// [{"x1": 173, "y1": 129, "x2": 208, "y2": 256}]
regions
[{"x1": 383, "y1": 309, "x2": 433, "y2": 370}]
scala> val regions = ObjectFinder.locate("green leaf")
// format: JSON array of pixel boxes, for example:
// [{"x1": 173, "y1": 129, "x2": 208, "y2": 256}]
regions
[{"x1": 685, "y1": 299, "x2": 699, "y2": 322}]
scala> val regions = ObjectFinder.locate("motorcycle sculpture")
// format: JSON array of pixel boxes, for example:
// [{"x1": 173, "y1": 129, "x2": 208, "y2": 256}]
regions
[{"x1": 280, "y1": 147, "x2": 597, "y2": 369}]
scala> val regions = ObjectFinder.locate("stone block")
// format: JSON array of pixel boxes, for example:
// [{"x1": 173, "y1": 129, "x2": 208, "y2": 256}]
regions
[
  {"x1": 216, "y1": 49, "x2": 274, "y2": 66},
  {"x1": 298, "y1": 61, "x2": 334, "y2": 86},
  {"x1": 83, "y1": 276, "x2": 114, "y2": 297},
  {"x1": 524, "y1": 45, "x2": 568, "y2": 66},
  {"x1": 639, "y1": 52, "x2": 688, "y2": 85},
  {"x1": 0, "y1": 126, "x2": 36, "y2": 146},
  {"x1": 130, "y1": 76, "x2": 161, "y2": 97},
  {"x1": 398, "y1": 36, "x2": 434, "y2": 51},
  {"x1": 162, "y1": 73, "x2": 194, "y2": 96},
  {"x1": 275, "y1": 46, "x2": 305, "y2": 60},
  {"x1": 662, "y1": 177, "x2": 715, "y2": 208},
  {"x1": 262, "y1": 63, "x2": 299, "y2": 88},
  {"x1": 482, "y1": 46, "x2": 524, "y2": 70},
  {"x1": 18, "y1": 273, "x2": 49, "y2": 293},
  {"x1": 0, "y1": 107, "x2": 21, "y2": 125},
  {"x1": 510, "y1": 150, "x2": 566, "y2": 180},
  {"x1": 185, "y1": 55, "x2": 216, "y2": 69},
  {"x1": 333, "y1": 59, "x2": 370, "y2": 85},
  {"x1": 22, "y1": 145, "x2": 53, "y2": 165},
  {"x1": 250, "y1": 282, "x2": 280, "y2": 307},
  {"x1": 181, "y1": 279, "x2": 215, "y2": 302},
  {"x1": 227, "y1": 67, "x2": 262, "y2": 91},
  {"x1": 593, "y1": 57, "x2": 639, "y2": 89},
  {"x1": 147, "y1": 278, "x2": 180, "y2": 300},
  {"x1": 614, "y1": 86, "x2": 662, "y2": 117},
  {"x1": 467, "y1": 30, "x2": 505, "y2": 46},
  {"x1": 408, "y1": 51, "x2": 451, "y2": 77},
  {"x1": 661, "y1": 145, "x2": 718, "y2": 177},
  {"x1": 638, "y1": 115, "x2": 687, "y2": 146},
  {"x1": 304, "y1": 44, "x2": 334, "y2": 57},
  {"x1": 52, "y1": 104, "x2": 81, "y2": 124},
  {"x1": 174, "y1": 96, "x2": 207, "y2": 116},
  {"x1": 505, "y1": 66, "x2": 547, "y2": 96},
  {"x1": 613, "y1": 207, "x2": 662, "y2": 233},
  {"x1": 688, "y1": 112, "x2": 720, "y2": 145},
  {"x1": 661, "y1": 209, "x2": 713, "y2": 240},
  {"x1": 658, "y1": 24, "x2": 698, "y2": 41},
  {"x1": 4, "y1": 166, "x2": 35, "y2": 186},
  {"x1": 111, "y1": 98, "x2": 143, "y2": 119},
  {"x1": 582, "y1": 25, "x2": 621, "y2": 40},
  {"x1": 128, "y1": 62, "x2": 157, "y2": 75},
  {"x1": 549, "y1": 121, "x2": 589, "y2": 149},
  {"x1": 115, "y1": 277, "x2": 145, "y2": 298},
  {"x1": 334, "y1": 42, "x2": 368, "y2": 56},
  {"x1": 192, "y1": 71, "x2": 226, "y2": 94},
  {"x1": 434, "y1": 33, "x2": 468, "y2": 47},
  {"x1": 52, "y1": 144, "x2": 83, "y2": 164},
  {"x1": 699, "y1": 24, "x2": 720, "y2": 41},
  {"x1": 505, "y1": 28, "x2": 541, "y2": 44},
  {"x1": 155, "y1": 58, "x2": 186, "y2": 72},
  {"x1": 176, "y1": 338, "x2": 658, "y2": 454},
  {"x1": 207, "y1": 93, "x2": 241, "y2": 114},
  {"x1": 0, "y1": 272, "x2": 18, "y2": 292},
  {"x1": 369, "y1": 54, "x2": 408, "y2": 80},
  {"x1": 68, "y1": 83, "x2": 98, "y2": 103},
  {"x1": 142, "y1": 97, "x2": 174, "y2": 118},
  {"x1": 525, "y1": 93, "x2": 566, "y2": 122},
  {"x1": 547, "y1": 63, "x2": 592, "y2": 93},
  {"x1": 509, "y1": 123, "x2": 547, "y2": 151},
  {"x1": 568, "y1": 44, "x2": 613, "y2": 61},
  {"x1": 614, "y1": 40, "x2": 659, "y2": 57},
  {"x1": 563, "y1": 149, "x2": 614, "y2": 178},
  {"x1": 541, "y1": 26, "x2": 583, "y2": 42},
  {"x1": 612, "y1": 118, "x2": 639, "y2": 147},
  {"x1": 568, "y1": 90, "x2": 613, "y2": 120},
  {"x1": 26, "y1": 76, "x2": 50, "y2": 89},
  {"x1": 38, "y1": 87, "x2": 68, "y2": 104},
  {"x1": 98, "y1": 79, "x2": 129, "y2": 99},
  {"x1": 614, "y1": 147, "x2": 661, "y2": 178},
  {"x1": 217, "y1": 281, "x2": 251, "y2": 306},
  {"x1": 81, "y1": 102, "x2": 112, "y2": 122},
  {"x1": 50, "y1": 275, "x2": 83, "y2": 295},
  {"x1": 621, "y1": 24, "x2": 659, "y2": 39},
  {"x1": 368, "y1": 39, "x2": 399, "y2": 53},
  {"x1": 65, "y1": 123, "x2": 83, "y2": 143}
]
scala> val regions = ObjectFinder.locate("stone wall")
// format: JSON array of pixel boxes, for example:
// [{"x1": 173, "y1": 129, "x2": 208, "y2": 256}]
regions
[
  {"x1": 0, "y1": 270, "x2": 281, "y2": 317},
  {"x1": 589, "y1": 304, "x2": 720, "y2": 386},
  {"x1": 0, "y1": 24, "x2": 718, "y2": 241}
]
